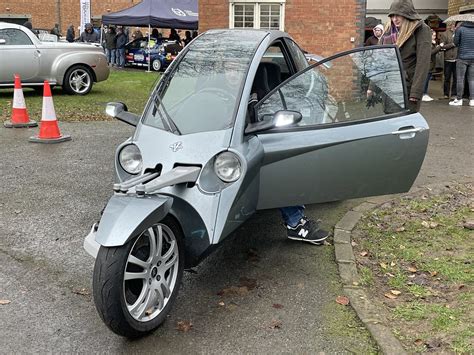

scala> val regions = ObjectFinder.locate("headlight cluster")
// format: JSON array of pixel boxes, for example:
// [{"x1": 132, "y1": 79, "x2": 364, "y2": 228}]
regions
[
  {"x1": 119, "y1": 144, "x2": 143, "y2": 175},
  {"x1": 214, "y1": 152, "x2": 241, "y2": 182}
]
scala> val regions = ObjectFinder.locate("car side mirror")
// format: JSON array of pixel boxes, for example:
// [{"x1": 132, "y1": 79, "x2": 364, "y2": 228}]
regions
[
  {"x1": 245, "y1": 110, "x2": 302, "y2": 134},
  {"x1": 105, "y1": 102, "x2": 140, "y2": 127},
  {"x1": 0, "y1": 39, "x2": 6, "y2": 45}
]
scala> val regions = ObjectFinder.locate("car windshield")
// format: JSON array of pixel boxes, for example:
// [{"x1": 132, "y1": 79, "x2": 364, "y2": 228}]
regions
[{"x1": 142, "y1": 30, "x2": 267, "y2": 135}]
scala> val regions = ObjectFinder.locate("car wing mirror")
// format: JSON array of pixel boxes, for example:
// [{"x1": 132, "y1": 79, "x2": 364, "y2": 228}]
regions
[
  {"x1": 245, "y1": 110, "x2": 302, "y2": 134},
  {"x1": 105, "y1": 102, "x2": 140, "y2": 127},
  {"x1": 0, "y1": 39, "x2": 6, "y2": 45}
]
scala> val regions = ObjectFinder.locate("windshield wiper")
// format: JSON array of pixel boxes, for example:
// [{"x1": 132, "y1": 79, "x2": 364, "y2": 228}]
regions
[{"x1": 152, "y1": 92, "x2": 181, "y2": 135}]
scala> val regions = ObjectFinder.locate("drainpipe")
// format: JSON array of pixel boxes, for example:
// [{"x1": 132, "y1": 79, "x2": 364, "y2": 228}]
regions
[{"x1": 55, "y1": 0, "x2": 61, "y2": 32}]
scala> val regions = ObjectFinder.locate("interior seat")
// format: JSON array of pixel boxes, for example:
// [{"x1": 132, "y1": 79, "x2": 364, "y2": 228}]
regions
[{"x1": 251, "y1": 62, "x2": 282, "y2": 101}]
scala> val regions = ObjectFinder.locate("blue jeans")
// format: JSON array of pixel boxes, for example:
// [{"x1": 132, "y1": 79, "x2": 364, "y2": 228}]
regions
[
  {"x1": 456, "y1": 59, "x2": 474, "y2": 100},
  {"x1": 423, "y1": 72, "x2": 432, "y2": 95},
  {"x1": 280, "y1": 206, "x2": 305, "y2": 227},
  {"x1": 105, "y1": 48, "x2": 116, "y2": 65},
  {"x1": 116, "y1": 48, "x2": 125, "y2": 67}
]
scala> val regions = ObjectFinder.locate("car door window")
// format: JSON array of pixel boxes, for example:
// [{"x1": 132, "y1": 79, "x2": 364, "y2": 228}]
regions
[
  {"x1": 284, "y1": 39, "x2": 309, "y2": 72},
  {"x1": 261, "y1": 42, "x2": 291, "y2": 80},
  {"x1": 0, "y1": 29, "x2": 33, "y2": 45},
  {"x1": 256, "y1": 46, "x2": 406, "y2": 127}
]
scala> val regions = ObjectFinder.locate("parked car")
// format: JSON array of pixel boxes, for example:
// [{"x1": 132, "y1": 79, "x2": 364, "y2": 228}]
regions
[
  {"x1": 84, "y1": 29, "x2": 429, "y2": 337},
  {"x1": 125, "y1": 37, "x2": 182, "y2": 71},
  {"x1": 0, "y1": 22, "x2": 109, "y2": 95}
]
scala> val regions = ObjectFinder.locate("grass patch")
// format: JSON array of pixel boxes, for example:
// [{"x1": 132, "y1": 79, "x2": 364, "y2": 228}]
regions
[
  {"x1": 0, "y1": 69, "x2": 159, "y2": 122},
  {"x1": 353, "y1": 183, "x2": 474, "y2": 353}
]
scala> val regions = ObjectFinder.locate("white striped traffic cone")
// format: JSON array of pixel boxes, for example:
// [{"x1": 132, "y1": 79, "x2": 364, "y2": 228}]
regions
[
  {"x1": 29, "y1": 81, "x2": 71, "y2": 143},
  {"x1": 4, "y1": 74, "x2": 38, "y2": 128}
]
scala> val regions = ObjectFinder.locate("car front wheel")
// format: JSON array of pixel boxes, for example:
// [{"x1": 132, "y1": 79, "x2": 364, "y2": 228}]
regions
[
  {"x1": 63, "y1": 65, "x2": 93, "y2": 95},
  {"x1": 92, "y1": 216, "x2": 184, "y2": 338},
  {"x1": 152, "y1": 59, "x2": 162, "y2": 72}
]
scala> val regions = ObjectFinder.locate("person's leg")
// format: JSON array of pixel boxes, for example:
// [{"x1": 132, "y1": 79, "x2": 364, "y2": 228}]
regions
[
  {"x1": 443, "y1": 61, "x2": 451, "y2": 97},
  {"x1": 279, "y1": 206, "x2": 330, "y2": 245},
  {"x1": 467, "y1": 60, "x2": 474, "y2": 100},
  {"x1": 450, "y1": 61, "x2": 457, "y2": 98},
  {"x1": 422, "y1": 73, "x2": 433, "y2": 101},
  {"x1": 111, "y1": 49, "x2": 116, "y2": 66},
  {"x1": 105, "y1": 48, "x2": 111, "y2": 64},
  {"x1": 456, "y1": 60, "x2": 467, "y2": 100}
]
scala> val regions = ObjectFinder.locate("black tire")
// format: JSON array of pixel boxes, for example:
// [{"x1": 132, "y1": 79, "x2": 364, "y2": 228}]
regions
[
  {"x1": 152, "y1": 59, "x2": 162, "y2": 72},
  {"x1": 93, "y1": 215, "x2": 184, "y2": 338},
  {"x1": 63, "y1": 65, "x2": 93, "y2": 95}
]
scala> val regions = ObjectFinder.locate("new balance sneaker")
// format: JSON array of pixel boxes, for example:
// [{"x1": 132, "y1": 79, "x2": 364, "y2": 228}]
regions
[
  {"x1": 449, "y1": 99, "x2": 463, "y2": 106},
  {"x1": 286, "y1": 217, "x2": 330, "y2": 245},
  {"x1": 422, "y1": 94, "x2": 434, "y2": 102}
]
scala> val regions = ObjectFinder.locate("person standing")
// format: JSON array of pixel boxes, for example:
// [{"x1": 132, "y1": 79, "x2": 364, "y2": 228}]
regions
[
  {"x1": 50, "y1": 23, "x2": 61, "y2": 37},
  {"x1": 381, "y1": 0, "x2": 431, "y2": 112},
  {"x1": 440, "y1": 22, "x2": 458, "y2": 99},
  {"x1": 183, "y1": 30, "x2": 193, "y2": 46},
  {"x1": 115, "y1": 27, "x2": 127, "y2": 69},
  {"x1": 132, "y1": 27, "x2": 143, "y2": 40},
  {"x1": 169, "y1": 28, "x2": 181, "y2": 44},
  {"x1": 422, "y1": 30, "x2": 441, "y2": 102},
  {"x1": 365, "y1": 24, "x2": 384, "y2": 46},
  {"x1": 449, "y1": 21, "x2": 474, "y2": 107},
  {"x1": 105, "y1": 26, "x2": 117, "y2": 66},
  {"x1": 66, "y1": 24, "x2": 75, "y2": 42},
  {"x1": 79, "y1": 23, "x2": 99, "y2": 43}
]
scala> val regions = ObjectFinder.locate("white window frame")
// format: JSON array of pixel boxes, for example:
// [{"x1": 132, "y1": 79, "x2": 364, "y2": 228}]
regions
[{"x1": 229, "y1": 0, "x2": 286, "y2": 31}]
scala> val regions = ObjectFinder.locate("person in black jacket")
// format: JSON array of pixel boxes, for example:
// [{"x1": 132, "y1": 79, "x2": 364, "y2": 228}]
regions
[
  {"x1": 115, "y1": 27, "x2": 127, "y2": 68},
  {"x1": 66, "y1": 24, "x2": 75, "y2": 43},
  {"x1": 449, "y1": 21, "x2": 474, "y2": 106}
]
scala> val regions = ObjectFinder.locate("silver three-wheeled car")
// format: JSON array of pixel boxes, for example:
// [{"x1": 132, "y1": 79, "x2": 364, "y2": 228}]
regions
[{"x1": 84, "y1": 29, "x2": 429, "y2": 337}]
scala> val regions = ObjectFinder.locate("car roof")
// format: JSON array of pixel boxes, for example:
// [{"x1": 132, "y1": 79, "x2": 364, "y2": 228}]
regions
[
  {"x1": 0, "y1": 22, "x2": 24, "y2": 30},
  {"x1": 205, "y1": 28, "x2": 290, "y2": 41}
]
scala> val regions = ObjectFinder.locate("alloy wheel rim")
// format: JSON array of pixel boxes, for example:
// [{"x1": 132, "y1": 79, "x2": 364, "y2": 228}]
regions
[
  {"x1": 123, "y1": 223, "x2": 179, "y2": 322},
  {"x1": 69, "y1": 69, "x2": 91, "y2": 94},
  {"x1": 153, "y1": 60, "x2": 161, "y2": 71}
]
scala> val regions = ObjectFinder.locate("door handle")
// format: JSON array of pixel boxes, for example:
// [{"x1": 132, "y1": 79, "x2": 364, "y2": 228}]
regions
[{"x1": 391, "y1": 127, "x2": 425, "y2": 139}]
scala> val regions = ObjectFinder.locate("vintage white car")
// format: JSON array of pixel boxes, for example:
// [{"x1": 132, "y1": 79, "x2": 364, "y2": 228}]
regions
[{"x1": 0, "y1": 22, "x2": 109, "y2": 95}]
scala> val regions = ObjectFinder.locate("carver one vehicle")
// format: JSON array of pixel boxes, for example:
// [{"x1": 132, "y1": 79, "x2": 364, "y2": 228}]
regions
[{"x1": 84, "y1": 29, "x2": 429, "y2": 338}]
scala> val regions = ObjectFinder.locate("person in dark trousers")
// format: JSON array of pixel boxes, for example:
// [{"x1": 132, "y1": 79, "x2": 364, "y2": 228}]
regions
[
  {"x1": 66, "y1": 24, "x2": 75, "y2": 43},
  {"x1": 79, "y1": 23, "x2": 99, "y2": 43},
  {"x1": 115, "y1": 27, "x2": 127, "y2": 68},
  {"x1": 440, "y1": 22, "x2": 458, "y2": 99},
  {"x1": 380, "y1": 0, "x2": 431, "y2": 112},
  {"x1": 183, "y1": 30, "x2": 193, "y2": 46},
  {"x1": 104, "y1": 26, "x2": 117, "y2": 66},
  {"x1": 449, "y1": 21, "x2": 474, "y2": 107},
  {"x1": 365, "y1": 24, "x2": 384, "y2": 46}
]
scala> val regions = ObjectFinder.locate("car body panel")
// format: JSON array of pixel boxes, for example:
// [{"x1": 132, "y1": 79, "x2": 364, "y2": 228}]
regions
[
  {"x1": 125, "y1": 37, "x2": 182, "y2": 70},
  {"x1": 0, "y1": 22, "x2": 109, "y2": 90}
]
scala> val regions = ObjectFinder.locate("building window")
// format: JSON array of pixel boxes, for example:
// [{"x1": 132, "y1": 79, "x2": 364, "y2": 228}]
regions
[{"x1": 229, "y1": 0, "x2": 285, "y2": 31}]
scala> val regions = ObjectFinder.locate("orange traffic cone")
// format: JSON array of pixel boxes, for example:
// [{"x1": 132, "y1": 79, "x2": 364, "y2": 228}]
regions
[
  {"x1": 29, "y1": 81, "x2": 71, "y2": 143},
  {"x1": 4, "y1": 74, "x2": 38, "y2": 128}
]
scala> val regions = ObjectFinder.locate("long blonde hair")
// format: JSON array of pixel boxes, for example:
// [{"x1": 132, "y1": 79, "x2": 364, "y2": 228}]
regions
[{"x1": 384, "y1": 19, "x2": 421, "y2": 47}]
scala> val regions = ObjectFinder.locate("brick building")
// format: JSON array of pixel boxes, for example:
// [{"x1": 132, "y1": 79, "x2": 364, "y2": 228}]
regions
[
  {"x1": 448, "y1": 0, "x2": 474, "y2": 15},
  {"x1": 199, "y1": 0, "x2": 367, "y2": 57}
]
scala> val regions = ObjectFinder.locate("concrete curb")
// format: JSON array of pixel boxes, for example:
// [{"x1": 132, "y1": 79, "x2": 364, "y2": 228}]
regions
[
  {"x1": 333, "y1": 180, "x2": 473, "y2": 354},
  {"x1": 334, "y1": 194, "x2": 406, "y2": 355}
]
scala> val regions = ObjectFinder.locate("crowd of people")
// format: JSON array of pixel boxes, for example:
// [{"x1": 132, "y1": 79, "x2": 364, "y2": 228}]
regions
[{"x1": 365, "y1": 1, "x2": 473, "y2": 108}]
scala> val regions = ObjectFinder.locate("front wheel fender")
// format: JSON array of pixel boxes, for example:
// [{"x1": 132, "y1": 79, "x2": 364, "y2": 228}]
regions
[{"x1": 95, "y1": 194, "x2": 173, "y2": 247}]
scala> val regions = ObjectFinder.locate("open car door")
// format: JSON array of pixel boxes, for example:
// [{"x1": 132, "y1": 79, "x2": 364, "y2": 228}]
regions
[{"x1": 253, "y1": 45, "x2": 429, "y2": 209}]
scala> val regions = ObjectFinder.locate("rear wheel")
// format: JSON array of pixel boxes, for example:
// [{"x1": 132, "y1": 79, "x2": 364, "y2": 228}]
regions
[
  {"x1": 93, "y1": 216, "x2": 184, "y2": 338},
  {"x1": 63, "y1": 65, "x2": 93, "y2": 95}
]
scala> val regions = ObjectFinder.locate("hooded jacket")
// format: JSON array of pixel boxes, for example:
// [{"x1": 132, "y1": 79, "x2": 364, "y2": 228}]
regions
[
  {"x1": 385, "y1": 0, "x2": 431, "y2": 100},
  {"x1": 454, "y1": 22, "x2": 474, "y2": 60}
]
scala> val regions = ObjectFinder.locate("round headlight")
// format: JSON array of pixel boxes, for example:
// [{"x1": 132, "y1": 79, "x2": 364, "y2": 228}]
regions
[
  {"x1": 119, "y1": 144, "x2": 143, "y2": 175},
  {"x1": 214, "y1": 152, "x2": 241, "y2": 183}
]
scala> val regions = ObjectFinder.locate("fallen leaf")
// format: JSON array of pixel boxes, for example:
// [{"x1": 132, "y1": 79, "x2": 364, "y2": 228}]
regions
[
  {"x1": 351, "y1": 241, "x2": 358, "y2": 247},
  {"x1": 272, "y1": 303, "x2": 284, "y2": 309},
  {"x1": 384, "y1": 293, "x2": 398, "y2": 299},
  {"x1": 414, "y1": 339, "x2": 424, "y2": 346},
  {"x1": 395, "y1": 227, "x2": 406, "y2": 232},
  {"x1": 359, "y1": 251, "x2": 368, "y2": 257},
  {"x1": 352, "y1": 281, "x2": 359, "y2": 286},
  {"x1": 421, "y1": 221, "x2": 430, "y2": 228},
  {"x1": 430, "y1": 271, "x2": 438, "y2": 277},
  {"x1": 239, "y1": 277, "x2": 257, "y2": 290},
  {"x1": 390, "y1": 261, "x2": 396, "y2": 267},
  {"x1": 408, "y1": 266, "x2": 418, "y2": 273},
  {"x1": 0, "y1": 300, "x2": 11, "y2": 305},
  {"x1": 386, "y1": 272, "x2": 395, "y2": 277},
  {"x1": 72, "y1": 288, "x2": 90, "y2": 296},
  {"x1": 408, "y1": 274, "x2": 416, "y2": 278},
  {"x1": 380, "y1": 262, "x2": 388, "y2": 269},
  {"x1": 336, "y1": 295, "x2": 350, "y2": 306},
  {"x1": 390, "y1": 290, "x2": 402, "y2": 296},
  {"x1": 429, "y1": 222, "x2": 439, "y2": 228},
  {"x1": 218, "y1": 301, "x2": 225, "y2": 307},
  {"x1": 176, "y1": 320, "x2": 193, "y2": 332},
  {"x1": 269, "y1": 319, "x2": 282, "y2": 329},
  {"x1": 458, "y1": 284, "x2": 465, "y2": 290},
  {"x1": 399, "y1": 244, "x2": 406, "y2": 249}
]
